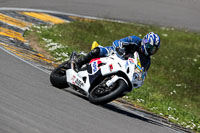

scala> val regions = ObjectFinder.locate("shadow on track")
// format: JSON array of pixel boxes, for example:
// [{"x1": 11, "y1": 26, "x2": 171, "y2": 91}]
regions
[
  {"x1": 62, "y1": 88, "x2": 88, "y2": 100},
  {"x1": 101, "y1": 103, "x2": 165, "y2": 127},
  {"x1": 57, "y1": 87, "x2": 165, "y2": 128}
]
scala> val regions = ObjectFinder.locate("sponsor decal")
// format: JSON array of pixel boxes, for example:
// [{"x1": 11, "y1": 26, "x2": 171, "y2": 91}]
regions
[
  {"x1": 109, "y1": 64, "x2": 113, "y2": 71},
  {"x1": 92, "y1": 61, "x2": 98, "y2": 73},
  {"x1": 137, "y1": 65, "x2": 142, "y2": 71},
  {"x1": 137, "y1": 65, "x2": 144, "y2": 72},
  {"x1": 71, "y1": 75, "x2": 76, "y2": 81},
  {"x1": 137, "y1": 58, "x2": 142, "y2": 67},
  {"x1": 128, "y1": 58, "x2": 134, "y2": 64},
  {"x1": 132, "y1": 73, "x2": 139, "y2": 81},
  {"x1": 89, "y1": 58, "x2": 101, "y2": 64},
  {"x1": 132, "y1": 73, "x2": 142, "y2": 82},
  {"x1": 90, "y1": 58, "x2": 102, "y2": 73},
  {"x1": 75, "y1": 78, "x2": 84, "y2": 88}
]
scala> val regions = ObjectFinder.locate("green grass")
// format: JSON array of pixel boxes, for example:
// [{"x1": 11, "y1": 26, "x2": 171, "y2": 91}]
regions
[{"x1": 25, "y1": 20, "x2": 200, "y2": 132}]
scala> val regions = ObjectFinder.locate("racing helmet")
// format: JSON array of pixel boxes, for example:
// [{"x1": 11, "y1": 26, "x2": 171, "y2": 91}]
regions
[{"x1": 141, "y1": 32, "x2": 160, "y2": 56}]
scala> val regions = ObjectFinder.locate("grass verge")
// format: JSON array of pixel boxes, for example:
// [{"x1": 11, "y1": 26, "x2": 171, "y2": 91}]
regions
[{"x1": 24, "y1": 20, "x2": 200, "y2": 132}]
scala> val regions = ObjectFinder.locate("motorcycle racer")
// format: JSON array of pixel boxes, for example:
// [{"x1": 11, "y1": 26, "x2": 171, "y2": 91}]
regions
[{"x1": 75, "y1": 32, "x2": 160, "y2": 74}]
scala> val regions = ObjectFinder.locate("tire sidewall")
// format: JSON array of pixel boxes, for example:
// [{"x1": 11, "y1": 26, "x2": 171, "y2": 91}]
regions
[{"x1": 50, "y1": 61, "x2": 69, "y2": 88}]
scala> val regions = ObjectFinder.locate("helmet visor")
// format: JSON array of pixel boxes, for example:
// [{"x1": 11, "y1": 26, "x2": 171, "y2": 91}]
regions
[{"x1": 143, "y1": 39, "x2": 158, "y2": 55}]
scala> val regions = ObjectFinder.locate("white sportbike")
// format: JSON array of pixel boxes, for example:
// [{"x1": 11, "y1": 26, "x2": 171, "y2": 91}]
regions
[{"x1": 50, "y1": 50, "x2": 145, "y2": 105}]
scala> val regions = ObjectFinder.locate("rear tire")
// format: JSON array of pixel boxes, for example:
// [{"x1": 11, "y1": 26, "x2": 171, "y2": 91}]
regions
[
  {"x1": 50, "y1": 61, "x2": 69, "y2": 89},
  {"x1": 88, "y1": 79, "x2": 128, "y2": 105}
]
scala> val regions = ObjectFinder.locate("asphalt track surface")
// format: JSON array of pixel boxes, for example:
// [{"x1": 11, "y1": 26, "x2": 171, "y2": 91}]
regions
[
  {"x1": 1, "y1": 0, "x2": 200, "y2": 32},
  {"x1": 0, "y1": 47, "x2": 179, "y2": 133}
]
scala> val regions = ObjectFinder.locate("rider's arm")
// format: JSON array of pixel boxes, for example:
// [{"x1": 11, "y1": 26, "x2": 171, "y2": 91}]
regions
[
  {"x1": 113, "y1": 36, "x2": 142, "y2": 49},
  {"x1": 98, "y1": 46, "x2": 114, "y2": 57}
]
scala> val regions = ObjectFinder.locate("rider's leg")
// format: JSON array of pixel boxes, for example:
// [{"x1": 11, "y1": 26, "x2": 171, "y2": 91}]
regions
[
  {"x1": 75, "y1": 47, "x2": 101, "y2": 69},
  {"x1": 75, "y1": 46, "x2": 114, "y2": 69}
]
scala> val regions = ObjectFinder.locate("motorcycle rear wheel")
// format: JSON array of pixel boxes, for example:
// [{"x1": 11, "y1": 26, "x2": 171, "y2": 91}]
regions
[
  {"x1": 88, "y1": 79, "x2": 128, "y2": 105},
  {"x1": 50, "y1": 61, "x2": 69, "y2": 89}
]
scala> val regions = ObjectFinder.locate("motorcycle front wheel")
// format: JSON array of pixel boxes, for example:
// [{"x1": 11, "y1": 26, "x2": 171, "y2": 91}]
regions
[
  {"x1": 50, "y1": 61, "x2": 69, "y2": 89},
  {"x1": 88, "y1": 79, "x2": 128, "y2": 105}
]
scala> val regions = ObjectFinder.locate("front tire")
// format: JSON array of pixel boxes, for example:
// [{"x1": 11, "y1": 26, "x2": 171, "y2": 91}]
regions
[
  {"x1": 88, "y1": 79, "x2": 128, "y2": 105},
  {"x1": 50, "y1": 61, "x2": 69, "y2": 89}
]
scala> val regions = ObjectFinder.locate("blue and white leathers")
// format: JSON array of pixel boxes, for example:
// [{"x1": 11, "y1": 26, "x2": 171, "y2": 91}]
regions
[
  {"x1": 97, "y1": 35, "x2": 151, "y2": 73},
  {"x1": 98, "y1": 36, "x2": 142, "y2": 57}
]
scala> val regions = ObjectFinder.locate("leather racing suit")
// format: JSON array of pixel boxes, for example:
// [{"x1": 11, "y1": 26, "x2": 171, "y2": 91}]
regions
[{"x1": 76, "y1": 35, "x2": 151, "y2": 72}]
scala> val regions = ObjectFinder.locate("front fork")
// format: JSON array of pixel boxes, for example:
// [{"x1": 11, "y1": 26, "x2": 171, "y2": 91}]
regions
[{"x1": 106, "y1": 75, "x2": 128, "y2": 87}]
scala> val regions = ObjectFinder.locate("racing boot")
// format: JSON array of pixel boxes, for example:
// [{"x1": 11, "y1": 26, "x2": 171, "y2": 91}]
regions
[{"x1": 75, "y1": 47, "x2": 100, "y2": 70}]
